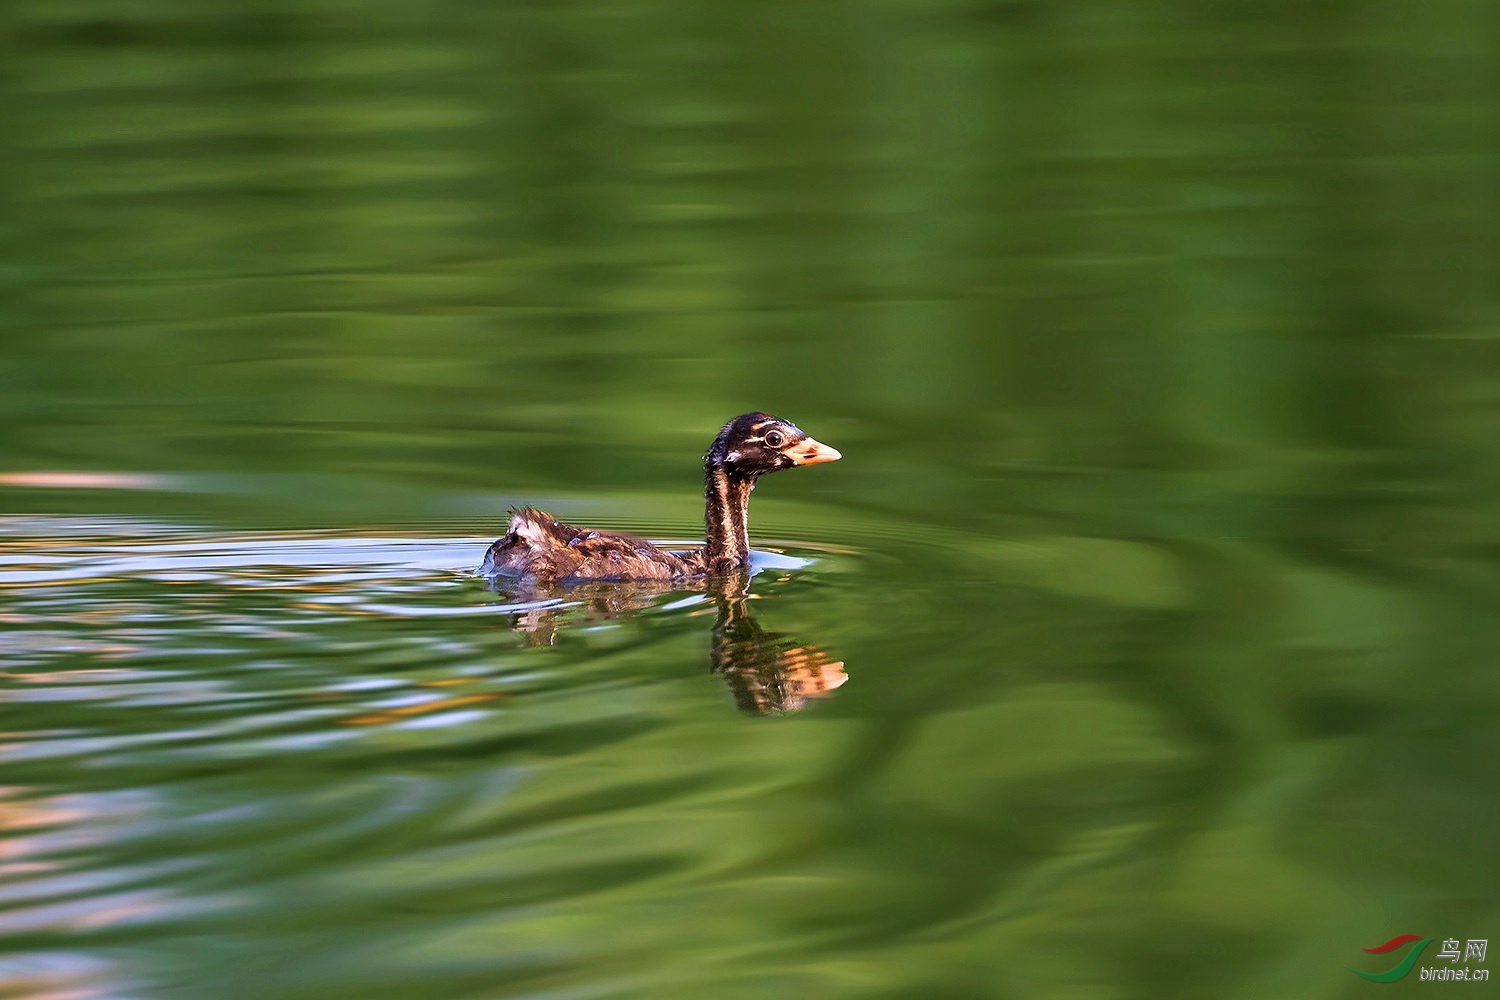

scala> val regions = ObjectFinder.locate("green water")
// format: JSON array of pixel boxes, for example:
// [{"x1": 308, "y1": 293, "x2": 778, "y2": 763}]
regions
[{"x1": 1, "y1": 1, "x2": 1495, "y2": 997}]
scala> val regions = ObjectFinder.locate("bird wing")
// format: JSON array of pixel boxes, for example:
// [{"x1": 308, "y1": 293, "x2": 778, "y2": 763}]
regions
[{"x1": 482, "y1": 507, "x2": 693, "y2": 582}]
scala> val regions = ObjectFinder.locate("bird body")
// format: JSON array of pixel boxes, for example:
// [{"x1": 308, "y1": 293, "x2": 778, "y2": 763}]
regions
[
  {"x1": 479, "y1": 506, "x2": 698, "y2": 582},
  {"x1": 479, "y1": 413, "x2": 840, "y2": 584}
]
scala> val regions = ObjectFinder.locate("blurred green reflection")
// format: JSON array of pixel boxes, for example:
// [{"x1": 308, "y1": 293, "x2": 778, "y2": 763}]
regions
[{"x1": 0, "y1": 0, "x2": 1493, "y2": 997}]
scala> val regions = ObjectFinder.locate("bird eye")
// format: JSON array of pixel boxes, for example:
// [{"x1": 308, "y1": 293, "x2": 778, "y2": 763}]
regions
[{"x1": 763, "y1": 430, "x2": 785, "y2": 449}]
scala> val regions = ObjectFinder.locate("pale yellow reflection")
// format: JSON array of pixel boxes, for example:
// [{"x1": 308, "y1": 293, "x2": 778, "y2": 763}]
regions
[{"x1": 0, "y1": 472, "x2": 168, "y2": 490}]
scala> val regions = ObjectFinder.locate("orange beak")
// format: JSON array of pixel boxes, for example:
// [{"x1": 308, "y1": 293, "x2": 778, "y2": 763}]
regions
[{"x1": 784, "y1": 436, "x2": 842, "y2": 466}]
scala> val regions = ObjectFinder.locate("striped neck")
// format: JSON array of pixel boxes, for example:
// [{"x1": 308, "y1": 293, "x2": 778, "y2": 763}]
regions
[{"x1": 703, "y1": 464, "x2": 753, "y2": 573}]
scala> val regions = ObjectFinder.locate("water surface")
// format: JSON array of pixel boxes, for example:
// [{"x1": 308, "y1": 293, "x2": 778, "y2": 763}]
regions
[{"x1": 1, "y1": 0, "x2": 1493, "y2": 996}]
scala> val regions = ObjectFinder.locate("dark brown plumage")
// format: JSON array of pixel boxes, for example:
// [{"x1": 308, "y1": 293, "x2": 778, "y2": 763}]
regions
[{"x1": 478, "y1": 412, "x2": 840, "y2": 583}]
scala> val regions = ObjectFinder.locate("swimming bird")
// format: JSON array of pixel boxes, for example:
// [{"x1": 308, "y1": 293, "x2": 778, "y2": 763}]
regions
[{"x1": 478, "y1": 413, "x2": 840, "y2": 582}]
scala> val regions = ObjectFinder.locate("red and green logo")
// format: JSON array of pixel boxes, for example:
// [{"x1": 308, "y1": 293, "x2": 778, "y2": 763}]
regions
[{"x1": 1347, "y1": 934, "x2": 1434, "y2": 982}]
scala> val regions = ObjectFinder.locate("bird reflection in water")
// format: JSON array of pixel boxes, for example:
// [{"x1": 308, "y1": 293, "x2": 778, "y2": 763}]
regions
[{"x1": 487, "y1": 570, "x2": 847, "y2": 715}]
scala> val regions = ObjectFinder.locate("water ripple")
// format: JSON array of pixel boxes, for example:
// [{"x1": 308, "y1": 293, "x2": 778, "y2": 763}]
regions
[{"x1": 0, "y1": 516, "x2": 874, "y2": 995}]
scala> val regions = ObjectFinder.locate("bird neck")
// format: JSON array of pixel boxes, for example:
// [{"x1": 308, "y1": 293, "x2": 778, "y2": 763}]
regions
[{"x1": 703, "y1": 464, "x2": 754, "y2": 573}]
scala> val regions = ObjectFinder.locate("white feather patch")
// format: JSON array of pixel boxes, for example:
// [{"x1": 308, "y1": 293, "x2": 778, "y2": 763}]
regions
[{"x1": 509, "y1": 512, "x2": 548, "y2": 546}]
